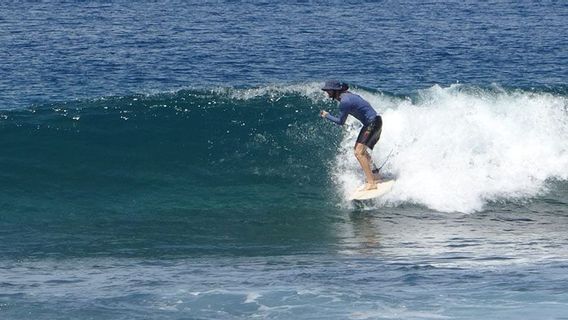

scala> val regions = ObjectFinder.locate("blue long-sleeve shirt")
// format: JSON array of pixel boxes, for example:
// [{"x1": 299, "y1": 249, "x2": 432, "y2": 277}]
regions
[{"x1": 324, "y1": 92, "x2": 377, "y2": 126}]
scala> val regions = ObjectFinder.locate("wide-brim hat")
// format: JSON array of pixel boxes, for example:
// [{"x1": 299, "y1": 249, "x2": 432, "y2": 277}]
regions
[{"x1": 322, "y1": 80, "x2": 348, "y2": 91}]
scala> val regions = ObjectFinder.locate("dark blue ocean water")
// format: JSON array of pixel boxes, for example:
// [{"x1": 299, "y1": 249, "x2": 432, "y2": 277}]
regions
[{"x1": 1, "y1": 1, "x2": 568, "y2": 319}]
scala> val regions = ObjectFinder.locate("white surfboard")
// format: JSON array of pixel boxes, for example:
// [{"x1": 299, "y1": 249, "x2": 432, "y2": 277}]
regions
[{"x1": 349, "y1": 180, "x2": 395, "y2": 201}]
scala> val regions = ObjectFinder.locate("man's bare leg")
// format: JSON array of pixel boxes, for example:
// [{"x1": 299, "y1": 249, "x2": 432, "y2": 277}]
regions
[{"x1": 354, "y1": 143, "x2": 377, "y2": 190}]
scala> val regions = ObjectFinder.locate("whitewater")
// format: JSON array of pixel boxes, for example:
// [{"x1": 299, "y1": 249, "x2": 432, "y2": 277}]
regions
[{"x1": 334, "y1": 84, "x2": 568, "y2": 212}]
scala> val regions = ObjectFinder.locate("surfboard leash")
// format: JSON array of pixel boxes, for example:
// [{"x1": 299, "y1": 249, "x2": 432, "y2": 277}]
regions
[{"x1": 377, "y1": 148, "x2": 394, "y2": 172}]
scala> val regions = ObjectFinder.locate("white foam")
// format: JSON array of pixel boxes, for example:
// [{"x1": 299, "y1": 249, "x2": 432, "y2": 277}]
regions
[
  {"x1": 333, "y1": 85, "x2": 568, "y2": 213},
  {"x1": 244, "y1": 292, "x2": 261, "y2": 303}
]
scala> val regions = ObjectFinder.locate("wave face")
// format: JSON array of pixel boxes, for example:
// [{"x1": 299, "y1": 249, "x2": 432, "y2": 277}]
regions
[
  {"x1": 0, "y1": 84, "x2": 338, "y2": 218},
  {"x1": 1, "y1": 84, "x2": 567, "y2": 213}
]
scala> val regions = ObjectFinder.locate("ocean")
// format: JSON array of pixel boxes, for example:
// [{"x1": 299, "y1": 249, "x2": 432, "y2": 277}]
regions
[{"x1": 1, "y1": 1, "x2": 567, "y2": 319}]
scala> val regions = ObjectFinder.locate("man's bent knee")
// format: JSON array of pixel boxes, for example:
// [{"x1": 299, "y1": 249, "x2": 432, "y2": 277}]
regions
[{"x1": 354, "y1": 144, "x2": 368, "y2": 159}]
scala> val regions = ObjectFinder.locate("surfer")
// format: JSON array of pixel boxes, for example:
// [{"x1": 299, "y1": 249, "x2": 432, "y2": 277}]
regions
[{"x1": 320, "y1": 80, "x2": 383, "y2": 190}]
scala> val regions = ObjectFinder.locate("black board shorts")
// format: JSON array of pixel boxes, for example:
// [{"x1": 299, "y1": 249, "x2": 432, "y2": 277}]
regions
[{"x1": 356, "y1": 116, "x2": 382, "y2": 149}]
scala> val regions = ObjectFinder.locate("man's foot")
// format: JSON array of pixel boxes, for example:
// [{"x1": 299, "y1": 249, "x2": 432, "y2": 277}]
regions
[{"x1": 363, "y1": 182, "x2": 378, "y2": 191}]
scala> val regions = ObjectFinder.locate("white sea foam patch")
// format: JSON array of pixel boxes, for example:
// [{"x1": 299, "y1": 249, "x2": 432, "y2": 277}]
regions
[{"x1": 333, "y1": 85, "x2": 568, "y2": 213}]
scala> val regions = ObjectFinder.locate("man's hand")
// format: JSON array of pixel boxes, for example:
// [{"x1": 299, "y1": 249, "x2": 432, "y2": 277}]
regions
[{"x1": 320, "y1": 110, "x2": 329, "y2": 118}]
